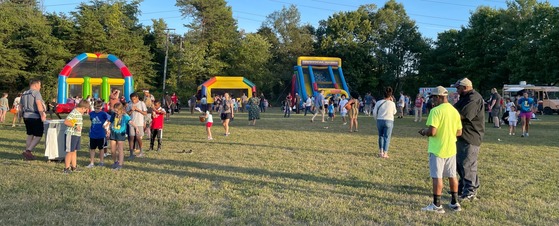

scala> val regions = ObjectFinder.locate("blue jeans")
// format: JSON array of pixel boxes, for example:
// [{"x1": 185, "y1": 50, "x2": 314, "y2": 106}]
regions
[{"x1": 376, "y1": 119, "x2": 394, "y2": 153}]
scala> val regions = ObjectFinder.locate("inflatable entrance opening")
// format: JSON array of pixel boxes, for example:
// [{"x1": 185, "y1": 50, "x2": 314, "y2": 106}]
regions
[
  {"x1": 197, "y1": 76, "x2": 256, "y2": 103},
  {"x1": 56, "y1": 53, "x2": 133, "y2": 113}
]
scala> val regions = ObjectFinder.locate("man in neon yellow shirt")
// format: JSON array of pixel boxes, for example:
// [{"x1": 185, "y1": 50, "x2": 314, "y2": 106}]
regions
[{"x1": 419, "y1": 86, "x2": 463, "y2": 213}]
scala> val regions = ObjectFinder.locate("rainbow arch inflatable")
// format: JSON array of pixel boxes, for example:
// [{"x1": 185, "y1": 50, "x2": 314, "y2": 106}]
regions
[{"x1": 56, "y1": 53, "x2": 133, "y2": 113}]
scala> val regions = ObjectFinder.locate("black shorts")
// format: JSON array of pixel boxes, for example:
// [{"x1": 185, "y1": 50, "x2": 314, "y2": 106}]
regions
[
  {"x1": 90, "y1": 138, "x2": 105, "y2": 150},
  {"x1": 220, "y1": 113, "x2": 232, "y2": 120},
  {"x1": 24, "y1": 118, "x2": 44, "y2": 137}
]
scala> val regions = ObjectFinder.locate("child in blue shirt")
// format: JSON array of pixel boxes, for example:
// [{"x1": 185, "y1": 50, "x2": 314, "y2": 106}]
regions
[
  {"x1": 87, "y1": 100, "x2": 111, "y2": 168},
  {"x1": 108, "y1": 102, "x2": 138, "y2": 170},
  {"x1": 328, "y1": 99, "x2": 335, "y2": 121}
]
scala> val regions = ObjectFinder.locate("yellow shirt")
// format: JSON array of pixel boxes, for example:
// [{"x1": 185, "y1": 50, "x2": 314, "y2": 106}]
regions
[{"x1": 426, "y1": 103, "x2": 462, "y2": 158}]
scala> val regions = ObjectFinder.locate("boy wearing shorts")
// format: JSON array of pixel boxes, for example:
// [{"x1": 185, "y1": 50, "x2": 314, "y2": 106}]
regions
[
  {"x1": 327, "y1": 99, "x2": 335, "y2": 121},
  {"x1": 126, "y1": 92, "x2": 147, "y2": 158},
  {"x1": 63, "y1": 100, "x2": 90, "y2": 173},
  {"x1": 150, "y1": 100, "x2": 166, "y2": 151},
  {"x1": 87, "y1": 100, "x2": 110, "y2": 168}
]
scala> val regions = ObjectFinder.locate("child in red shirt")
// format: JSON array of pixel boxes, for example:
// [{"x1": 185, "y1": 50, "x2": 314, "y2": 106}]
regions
[{"x1": 150, "y1": 100, "x2": 166, "y2": 151}]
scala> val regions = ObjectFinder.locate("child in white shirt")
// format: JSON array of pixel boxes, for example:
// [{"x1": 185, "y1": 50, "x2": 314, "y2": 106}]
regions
[
  {"x1": 205, "y1": 110, "x2": 213, "y2": 140},
  {"x1": 506, "y1": 105, "x2": 519, "y2": 135}
]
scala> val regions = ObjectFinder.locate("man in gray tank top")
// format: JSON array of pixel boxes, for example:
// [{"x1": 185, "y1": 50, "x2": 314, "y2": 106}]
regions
[{"x1": 20, "y1": 79, "x2": 47, "y2": 160}]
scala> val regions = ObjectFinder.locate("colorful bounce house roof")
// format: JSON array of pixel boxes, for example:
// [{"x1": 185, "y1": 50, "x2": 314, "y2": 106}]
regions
[
  {"x1": 198, "y1": 76, "x2": 256, "y2": 104},
  {"x1": 56, "y1": 53, "x2": 134, "y2": 113}
]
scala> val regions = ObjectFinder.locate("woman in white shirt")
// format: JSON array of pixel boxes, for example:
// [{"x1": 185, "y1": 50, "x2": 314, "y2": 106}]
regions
[{"x1": 372, "y1": 87, "x2": 398, "y2": 158}]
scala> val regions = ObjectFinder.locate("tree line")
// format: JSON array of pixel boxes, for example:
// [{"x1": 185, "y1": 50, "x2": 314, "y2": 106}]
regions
[{"x1": 0, "y1": 0, "x2": 557, "y2": 103}]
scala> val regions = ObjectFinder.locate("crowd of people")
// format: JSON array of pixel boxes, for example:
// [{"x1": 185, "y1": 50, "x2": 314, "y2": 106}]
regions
[
  {"x1": 9, "y1": 79, "x2": 181, "y2": 171},
  {"x1": 4, "y1": 77, "x2": 543, "y2": 214}
]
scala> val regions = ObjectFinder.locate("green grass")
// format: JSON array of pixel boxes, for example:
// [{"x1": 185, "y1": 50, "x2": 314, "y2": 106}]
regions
[{"x1": 0, "y1": 109, "x2": 558, "y2": 225}]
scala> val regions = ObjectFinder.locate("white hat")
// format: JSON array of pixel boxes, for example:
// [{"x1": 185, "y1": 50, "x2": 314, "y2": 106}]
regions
[
  {"x1": 431, "y1": 86, "x2": 448, "y2": 96},
  {"x1": 455, "y1": 78, "x2": 473, "y2": 87}
]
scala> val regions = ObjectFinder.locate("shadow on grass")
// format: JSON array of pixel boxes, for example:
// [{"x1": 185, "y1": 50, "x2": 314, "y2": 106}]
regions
[
  {"x1": 0, "y1": 136, "x2": 27, "y2": 151},
  {"x1": 165, "y1": 109, "x2": 378, "y2": 135},
  {"x1": 176, "y1": 139, "x2": 368, "y2": 158},
  {"x1": 166, "y1": 111, "x2": 559, "y2": 147},
  {"x1": 0, "y1": 150, "x2": 25, "y2": 160},
  {"x1": 125, "y1": 158, "x2": 425, "y2": 202}
]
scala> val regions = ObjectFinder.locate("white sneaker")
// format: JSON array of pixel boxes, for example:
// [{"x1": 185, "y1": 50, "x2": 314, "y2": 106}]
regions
[
  {"x1": 86, "y1": 163, "x2": 95, "y2": 168},
  {"x1": 448, "y1": 202, "x2": 462, "y2": 212},
  {"x1": 421, "y1": 203, "x2": 445, "y2": 213}
]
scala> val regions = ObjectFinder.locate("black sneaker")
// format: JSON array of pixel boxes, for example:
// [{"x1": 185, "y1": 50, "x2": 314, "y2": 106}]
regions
[{"x1": 63, "y1": 168, "x2": 72, "y2": 174}]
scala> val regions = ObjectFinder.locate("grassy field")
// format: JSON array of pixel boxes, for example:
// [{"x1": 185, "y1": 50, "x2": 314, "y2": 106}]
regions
[{"x1": 0, "y1": 108, "x2": 557, "y2": 225}]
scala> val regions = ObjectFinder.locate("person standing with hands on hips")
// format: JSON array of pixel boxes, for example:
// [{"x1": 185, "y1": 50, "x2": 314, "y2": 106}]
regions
[
  {"x1": 419, "y1": 86, "x2": 463, "y2": 213},
  {"x1": 453, "y1": 78, "x2": 485, "y2": 201}
]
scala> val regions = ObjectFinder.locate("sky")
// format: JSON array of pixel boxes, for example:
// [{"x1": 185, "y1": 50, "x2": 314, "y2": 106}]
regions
[{"x1": 42, "y1": 0, "x2": 556, "y2": 40}]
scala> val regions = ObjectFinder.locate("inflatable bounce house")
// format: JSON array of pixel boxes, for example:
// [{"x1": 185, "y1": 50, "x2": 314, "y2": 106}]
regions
[
  {"x1": 197, "y1": 76, "x2": 256, "y2": 103},
  {"x1": 56, "y1": 53, "x2": 133, "y2": 113},
  {"x1": 292, "y1": 56, "x2": 349, "y2": 101}
]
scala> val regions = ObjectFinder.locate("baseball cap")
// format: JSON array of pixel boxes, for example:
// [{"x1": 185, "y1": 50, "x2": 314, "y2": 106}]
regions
[
  {"x1": 455, "y1": 78, "x2": 473, "y2": 87},
  {"x1": 431, "y1": 86, "x2": 448, "y2": 96}
]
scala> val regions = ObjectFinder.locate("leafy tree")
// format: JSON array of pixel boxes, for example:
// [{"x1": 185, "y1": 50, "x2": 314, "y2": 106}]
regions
[
  {"x1": 419, "y1": 30, "x2": 465, "y2": 88},
  {"x1": 227, "y1": 33, "x2": 272, "y2": 90},
  {"x1": 315, "y1": 4, "x2": 379, "y2": 95},
  {"x1": 46, "y1": 13, "x2": 78, "y2": 52},
  {"x1": 72, "y1": 0, "x2": 155, "y2": 91},
  {"x1": 506, "y1": 0, "x2": 558, "y2": 85},
  {"x1": 373, "y1": 0, "x2": 428, "y2": 94},
  {"x1": 260, "y1": 5, "x2": 314, "y2": 100},
  {"x1": 176, "y1": 0, "x2": 240, "y2": 82},
  {"x1": 458, "y1": 7, "x2": 506, "y2": 91},
  {"x1": 0, "y1": 1, "x2": 71, "y2": 100}
]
